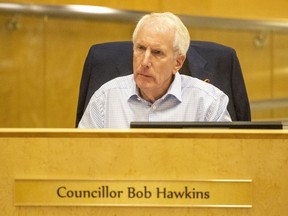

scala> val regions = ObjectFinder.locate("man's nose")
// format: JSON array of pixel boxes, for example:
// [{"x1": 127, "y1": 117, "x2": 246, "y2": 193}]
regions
[{"x1": 141, "y1": 50, "x2": 152, "y2": 68}]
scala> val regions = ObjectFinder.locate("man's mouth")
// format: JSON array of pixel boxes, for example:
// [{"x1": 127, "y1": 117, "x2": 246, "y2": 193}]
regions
[
  {"x1": 137, "y1": 70, "x2": 152, "y2": 77},
  {"x1": 139, "y1": 73, "x2": 151, "y2": 77}
]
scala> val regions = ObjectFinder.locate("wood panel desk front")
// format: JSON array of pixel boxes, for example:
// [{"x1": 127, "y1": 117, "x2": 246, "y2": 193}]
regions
[{"x1": 0, "y1": 129, "x2": 287, "y2": 215}]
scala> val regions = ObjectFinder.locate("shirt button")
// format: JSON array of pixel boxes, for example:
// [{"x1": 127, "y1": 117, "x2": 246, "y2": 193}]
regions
[{"x1": 152, "y1": 105, "x2": 156, "y2": 110}]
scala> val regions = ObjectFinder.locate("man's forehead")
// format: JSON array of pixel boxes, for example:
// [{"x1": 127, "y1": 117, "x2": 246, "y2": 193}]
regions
[
  {"x1": 136, "y1": 27, "x2": 174, "y2": 46},
  {"x1": 135, "y1": 38, "x2": 172, "y2": 51}
]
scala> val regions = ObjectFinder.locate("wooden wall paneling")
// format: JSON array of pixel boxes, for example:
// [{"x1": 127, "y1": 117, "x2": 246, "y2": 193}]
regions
[
  {"x1": 160, "y1": 0, "x2": 288, "y2": 19},
  {"x1": 271, "y1": 32, "x2": 288, "y2": 119},
  {"x1": 0, "y1": 15, "x2": 20, "y2": 127},
  {"x1": 0, "y1": 15, "x2": 45, "y2": 127}
]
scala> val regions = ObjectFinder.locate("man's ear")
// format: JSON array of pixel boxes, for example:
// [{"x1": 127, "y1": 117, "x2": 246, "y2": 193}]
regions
[{"x1": 173, "y1": 54, "x2": 186, "y2": 74}]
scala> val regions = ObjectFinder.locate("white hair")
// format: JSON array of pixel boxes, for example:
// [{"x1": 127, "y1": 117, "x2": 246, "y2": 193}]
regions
[{"x1": 132, "y1": 12, "x2": 190, "y2": 55}]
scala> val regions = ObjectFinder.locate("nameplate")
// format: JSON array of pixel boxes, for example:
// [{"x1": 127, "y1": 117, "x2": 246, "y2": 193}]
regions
[{"x1": 15, "y1": 179, "x2": 252, "y2": 207}]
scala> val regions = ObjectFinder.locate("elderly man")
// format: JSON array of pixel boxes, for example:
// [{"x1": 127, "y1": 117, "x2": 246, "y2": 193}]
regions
[{"x1": 78, "y1": 12, "x2": 231, "y2": 128}]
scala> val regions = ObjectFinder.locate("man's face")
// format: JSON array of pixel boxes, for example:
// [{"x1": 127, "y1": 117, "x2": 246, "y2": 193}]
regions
[{"x1": 133, "y1": 24, "x2": 185, "y2": 102}]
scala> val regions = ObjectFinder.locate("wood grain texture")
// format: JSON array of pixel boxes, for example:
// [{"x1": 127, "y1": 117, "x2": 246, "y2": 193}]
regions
[{"x1": 0, "y1": 129, "x2": 287, "y2": 215}]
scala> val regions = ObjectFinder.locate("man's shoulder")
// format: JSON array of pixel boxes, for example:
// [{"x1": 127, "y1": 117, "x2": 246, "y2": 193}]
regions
[
  {"x1": 180, "y1": 74, "x2": 226, "y2": 98},
  {"x1": 92, "y1": 74, "x2": 134, "y2": 99},
  {"x1": 99, "y1": 74, "x2": 134, "y2": 90}
]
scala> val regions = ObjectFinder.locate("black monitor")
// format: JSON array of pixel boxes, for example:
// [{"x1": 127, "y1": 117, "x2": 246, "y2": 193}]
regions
[{"x1": 130, "y1": 121, "x2": 283, "y2": 129}]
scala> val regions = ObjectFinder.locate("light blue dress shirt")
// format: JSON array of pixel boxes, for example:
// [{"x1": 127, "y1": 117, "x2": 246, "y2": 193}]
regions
[{"x1": 78, "y1": 72, "x2": 231, "y2": 128}]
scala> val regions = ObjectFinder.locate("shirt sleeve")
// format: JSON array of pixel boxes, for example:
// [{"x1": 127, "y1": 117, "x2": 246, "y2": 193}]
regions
[
  {"x1": 78, "y1": 93, "x2": 105, "y2": 128},
  {"x1": 206, "y1": 93, "x2": 232, "y2": 122}
]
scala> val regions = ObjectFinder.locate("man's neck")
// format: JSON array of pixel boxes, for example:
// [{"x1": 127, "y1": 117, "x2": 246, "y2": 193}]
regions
[{"x1": 138, "y1": 75, "x2": 175, "y2": 103}]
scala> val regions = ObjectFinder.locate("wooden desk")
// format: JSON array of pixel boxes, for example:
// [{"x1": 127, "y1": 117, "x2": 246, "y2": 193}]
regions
[{"x1": 1, "y1": 129, "x2": 287, "y2": 215}]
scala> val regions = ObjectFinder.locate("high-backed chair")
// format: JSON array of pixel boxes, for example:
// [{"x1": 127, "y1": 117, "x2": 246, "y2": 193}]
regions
[{"x1": 76, "y1": 41, "x2": 251, "y2": 126}]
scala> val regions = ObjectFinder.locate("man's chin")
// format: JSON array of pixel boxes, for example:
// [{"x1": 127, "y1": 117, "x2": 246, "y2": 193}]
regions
[
  {"x1": 136, "y1": 80, "x2": 154, "y2": 91},
  {"x1": 136, "y1": 75, "x2": 153, "y2": 84}
]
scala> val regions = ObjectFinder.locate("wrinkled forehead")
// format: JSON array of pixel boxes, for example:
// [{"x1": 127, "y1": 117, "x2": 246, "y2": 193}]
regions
[{"x1": 135, "y1": 26, "x2": 175, "y2": 51}]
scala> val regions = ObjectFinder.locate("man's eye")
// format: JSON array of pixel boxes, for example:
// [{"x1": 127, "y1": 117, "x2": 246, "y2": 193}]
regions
[
  {"x1": 137, "y1": 45, "x2": 146, "y2": 51},
  {"x1": 152, "y1": 50, "x2": 162, "y2": 56}
]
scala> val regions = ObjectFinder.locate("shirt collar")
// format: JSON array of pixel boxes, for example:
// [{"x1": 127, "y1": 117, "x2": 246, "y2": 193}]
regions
[
  {"x1": 128, "y1": 78, "x2": 141, "y2": 102},
  {"x1": 128, "y1": 72, "x2": 182, "y2": 103},
  {"x1": 165, "y1": 72, "x2": 182, "y2": 102}
]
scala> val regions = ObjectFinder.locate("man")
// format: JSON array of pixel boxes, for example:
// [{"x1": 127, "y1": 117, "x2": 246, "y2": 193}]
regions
[{"x1": 78, "y1": 12, "x2": 231, "y2": 128}]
